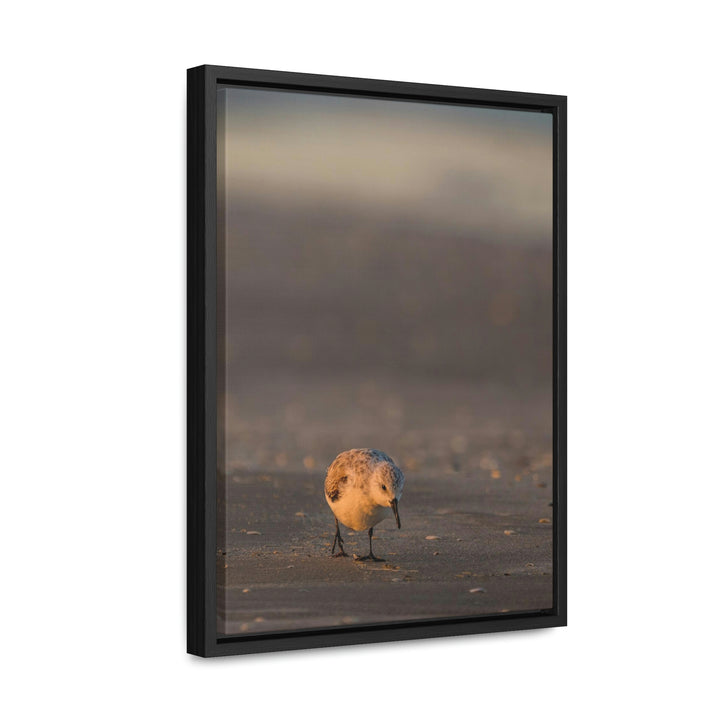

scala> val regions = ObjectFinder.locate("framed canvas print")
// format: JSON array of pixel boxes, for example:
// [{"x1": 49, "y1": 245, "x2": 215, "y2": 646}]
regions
[{"x1": 187, "y1": 65, "x2": 566, "y2": 657}]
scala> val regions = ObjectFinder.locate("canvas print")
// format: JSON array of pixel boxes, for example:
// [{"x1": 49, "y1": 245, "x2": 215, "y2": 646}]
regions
[{"x1": 216, "y1": 86, "x2": 554, "y2": 636}]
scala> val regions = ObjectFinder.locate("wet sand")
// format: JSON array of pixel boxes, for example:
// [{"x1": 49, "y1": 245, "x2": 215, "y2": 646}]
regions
[{"x1": 217, "y1": 462, "x2": 553, "y2": 635}]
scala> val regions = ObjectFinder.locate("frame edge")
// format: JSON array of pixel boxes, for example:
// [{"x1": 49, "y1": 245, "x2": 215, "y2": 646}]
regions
[{"x1": 187, "y1": 65, "x2": 210, "y2": 657}]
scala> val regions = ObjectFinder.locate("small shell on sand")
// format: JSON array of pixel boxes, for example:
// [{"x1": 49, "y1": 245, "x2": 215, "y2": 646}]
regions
[{"x1": 425, "y1": 535, "x2": 440, "y2": 540}]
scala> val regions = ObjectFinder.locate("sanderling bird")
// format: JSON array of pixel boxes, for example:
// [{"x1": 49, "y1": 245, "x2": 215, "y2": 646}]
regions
[{"x1": 324, "y1": 448, "x2": 404, "y2": 561}]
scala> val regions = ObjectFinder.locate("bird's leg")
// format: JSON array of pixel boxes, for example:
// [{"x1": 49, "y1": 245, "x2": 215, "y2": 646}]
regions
[
  {"x1": 356, "y1": 527, "x2": 384, "y2": 562},
  {"x1": 368, "y1": 527, "x2": 384, "y2": 561},
  {"x1": 331, "y1": 517, "x2": 348, "y2": 557}
]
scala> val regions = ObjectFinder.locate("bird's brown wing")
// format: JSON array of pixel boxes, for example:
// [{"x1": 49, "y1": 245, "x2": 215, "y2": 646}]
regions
[{"x1": 325, "y1": 457, "x2": 349, "y2": 503}]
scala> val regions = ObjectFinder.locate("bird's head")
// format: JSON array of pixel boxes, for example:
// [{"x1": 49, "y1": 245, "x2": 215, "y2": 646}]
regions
[{"x1": 371, "y1": 462, "x2": 404, "y2": 528}]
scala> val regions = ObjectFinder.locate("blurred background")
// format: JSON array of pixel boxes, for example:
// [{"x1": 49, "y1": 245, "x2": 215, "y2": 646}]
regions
[{"x1": 218, "y1": 86, "x2": 553, "y2": 479}]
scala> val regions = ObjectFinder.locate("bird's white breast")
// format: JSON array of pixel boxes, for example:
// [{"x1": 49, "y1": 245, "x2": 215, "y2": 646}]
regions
[{"x1": 327, "y1": 486, "x2": 392, "y2": 531}]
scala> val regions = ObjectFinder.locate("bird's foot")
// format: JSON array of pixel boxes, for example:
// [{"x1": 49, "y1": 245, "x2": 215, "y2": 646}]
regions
[
  {"x1": 332, "y1": 550, "x2": 349, "y2": 558},
  {"x1": 354, "y1": 553, "x2": 385, "y2": 563}
]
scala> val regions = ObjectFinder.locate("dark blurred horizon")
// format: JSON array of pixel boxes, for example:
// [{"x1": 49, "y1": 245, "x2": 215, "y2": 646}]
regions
[{"x1": 221, "y1": 197, "x2": 552, "y2": 383}]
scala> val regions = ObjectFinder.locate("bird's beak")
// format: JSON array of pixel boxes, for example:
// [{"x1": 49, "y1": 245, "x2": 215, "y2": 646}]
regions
[{"x1": 391, "y1": 498, "x2": 401, "y2": 529}]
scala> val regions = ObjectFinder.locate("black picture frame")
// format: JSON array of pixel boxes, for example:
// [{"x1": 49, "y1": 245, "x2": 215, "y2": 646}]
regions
[{"x1": 188, "y1": 64, "x2": 567, "y2": 657}]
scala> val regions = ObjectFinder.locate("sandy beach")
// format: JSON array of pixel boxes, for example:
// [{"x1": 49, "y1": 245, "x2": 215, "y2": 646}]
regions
[{"x1": 217, "y1": 405, "x2": 553, "y2": 635}]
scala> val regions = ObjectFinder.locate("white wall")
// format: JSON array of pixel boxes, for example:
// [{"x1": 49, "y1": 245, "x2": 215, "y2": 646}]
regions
[{"x1": 2, "y1": 2, "x2": 718, "y2": 718}]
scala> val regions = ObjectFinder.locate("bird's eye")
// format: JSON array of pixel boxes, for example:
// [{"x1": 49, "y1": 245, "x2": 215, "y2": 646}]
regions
[{"x1": 381, "y1": 485, "x2": 387, "y2": 491}]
